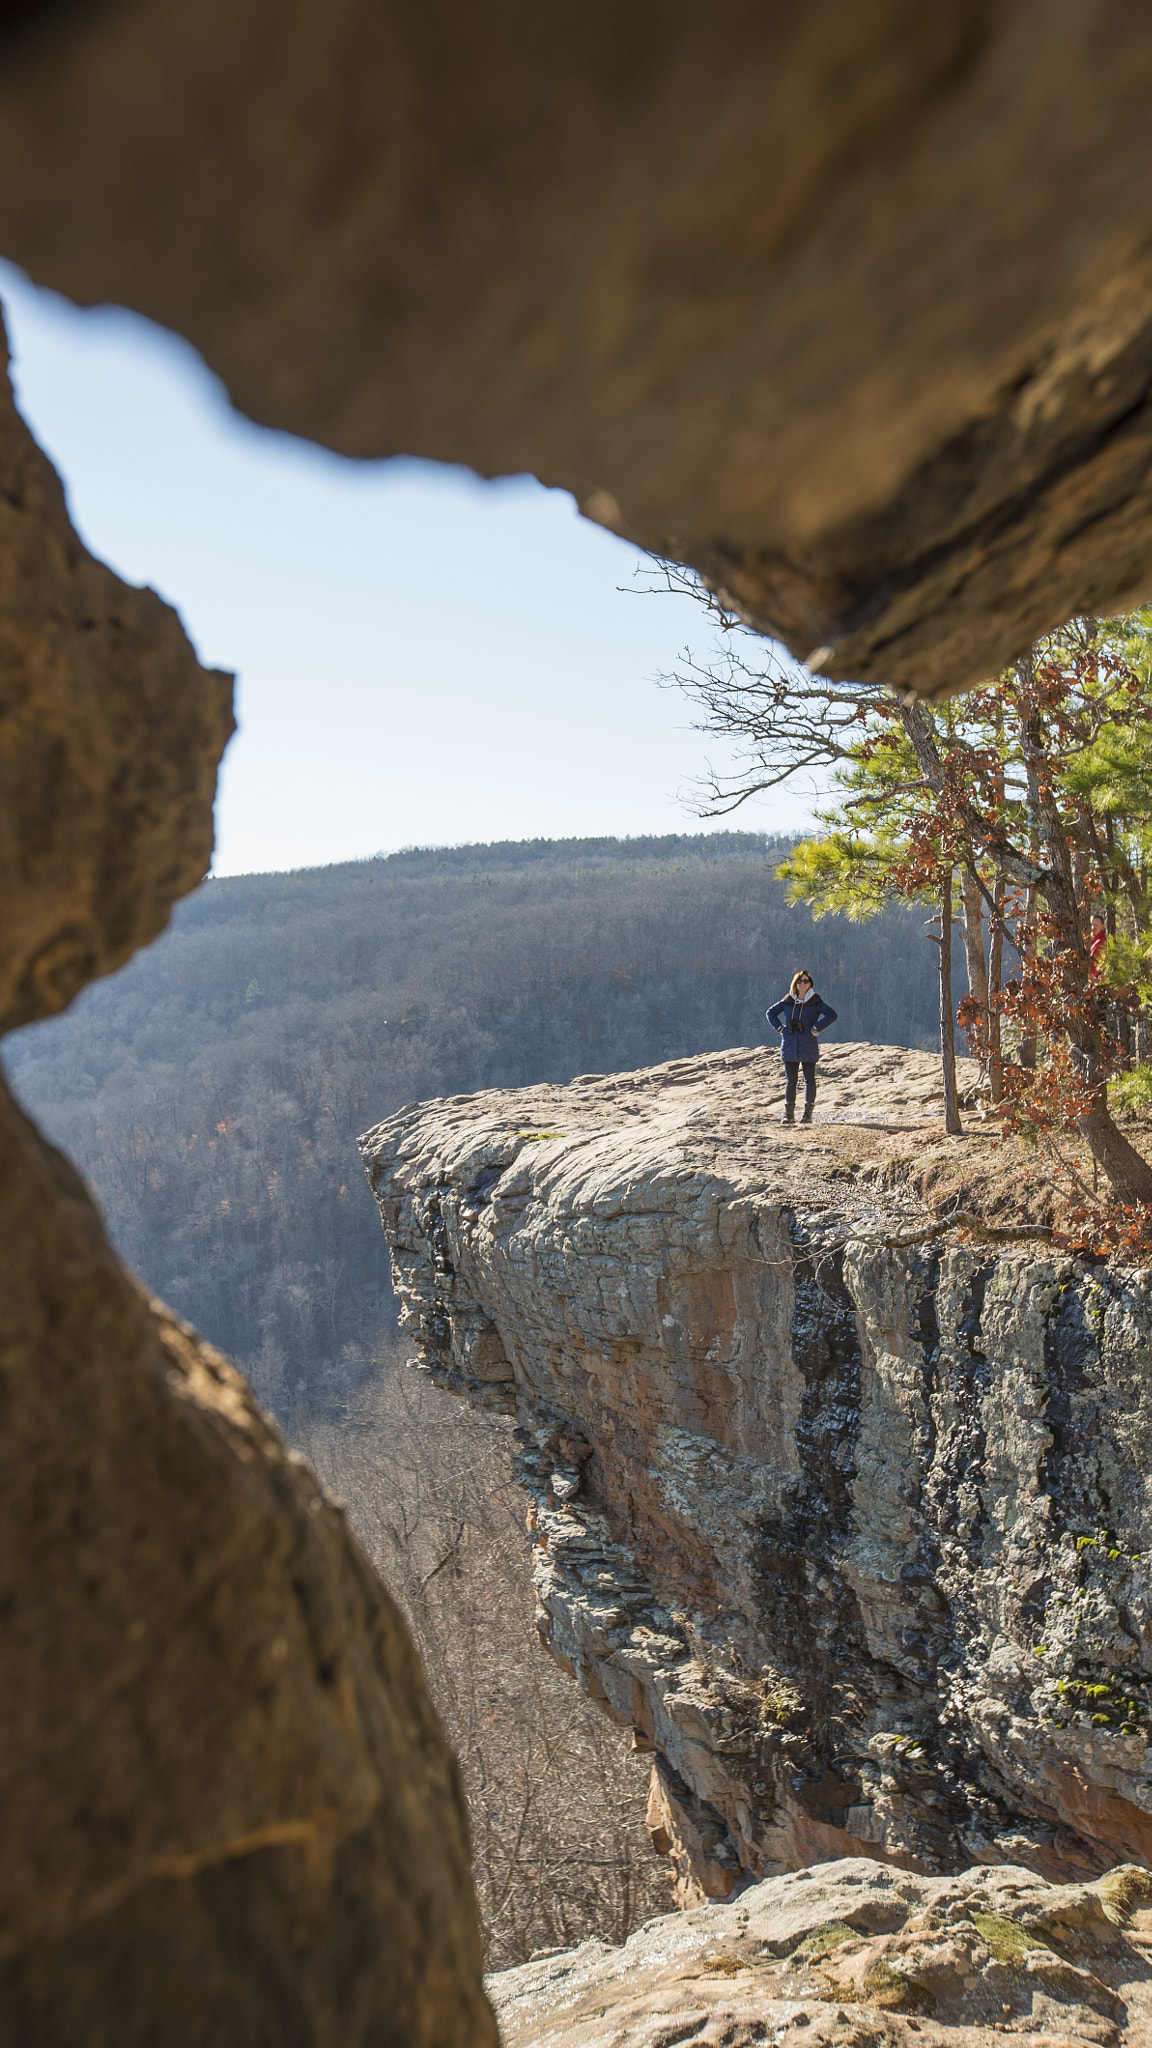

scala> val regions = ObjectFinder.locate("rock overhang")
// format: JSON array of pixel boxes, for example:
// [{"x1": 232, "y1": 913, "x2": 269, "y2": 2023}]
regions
[{"x1": 4, "y1": 2, "x2": 1152, "y2": 693}]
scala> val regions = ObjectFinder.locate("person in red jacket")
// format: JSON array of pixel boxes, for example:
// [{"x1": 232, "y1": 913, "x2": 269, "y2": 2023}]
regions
[{"x1": 1090, "y1": 915, "x2": 1108, "y2": 978}]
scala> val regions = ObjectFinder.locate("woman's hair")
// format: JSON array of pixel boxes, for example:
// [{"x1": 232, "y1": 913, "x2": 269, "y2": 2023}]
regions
[{"x1": 789, "y1": 968, "x2": 815, "y2": 997}]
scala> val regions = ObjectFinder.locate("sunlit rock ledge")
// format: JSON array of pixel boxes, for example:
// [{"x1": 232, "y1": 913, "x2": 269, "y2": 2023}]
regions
[
  {"x1": 360, "y1": 1044, "x2": 1152, "y2": 1905},
  {"x1": 487, "y1": 1855, "x2": 1152, "y2": 2048}
]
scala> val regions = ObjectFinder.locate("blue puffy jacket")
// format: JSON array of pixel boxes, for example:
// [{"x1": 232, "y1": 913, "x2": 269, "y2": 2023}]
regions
[{"x1": 765, "y1": 991, "x2": 838, "y2": 1062}]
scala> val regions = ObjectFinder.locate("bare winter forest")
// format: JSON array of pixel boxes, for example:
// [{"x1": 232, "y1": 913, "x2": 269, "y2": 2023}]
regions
[{"x1": 298, "y1": 1345, "x2": 673, "y2": 1967}]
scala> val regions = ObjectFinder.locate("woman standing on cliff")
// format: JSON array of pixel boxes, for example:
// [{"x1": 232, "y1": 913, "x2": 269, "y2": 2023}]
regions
[{"x1": 766, "y1": 969, "x2": 837, "y2": 1125}]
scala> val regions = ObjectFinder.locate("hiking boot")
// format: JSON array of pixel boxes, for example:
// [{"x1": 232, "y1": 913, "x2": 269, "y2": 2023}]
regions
[
  {"x1": 800, "y1": 1104, "x2": 814, "y2": 1124},
  {"x1": 780, "y1": 1109, "x2": 794, "y2": 1125}
]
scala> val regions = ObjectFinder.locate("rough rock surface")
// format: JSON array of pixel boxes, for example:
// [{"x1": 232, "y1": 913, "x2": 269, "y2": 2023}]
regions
[
  {"x1": 489, "y1": 1855, "x2": 1152, "y2": 2048},
  {"x1": 3, "y1": 4, "x2": 1152, "y2": 690},
  {"x1": 362, "y1": 1044, "x2": 1152, "y2": 1907},
  {"x1": 0, "y1": 337, "x2": 495, "y2": 2039},
  {"x1": 0, "y1": 316, "x2": 233, "y2": 1031}
]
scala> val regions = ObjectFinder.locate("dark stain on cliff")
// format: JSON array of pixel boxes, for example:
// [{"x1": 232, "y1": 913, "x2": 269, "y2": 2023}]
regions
[
  {"x1": 785, "y1": 1218, "x2": 862, "y2": 1534},
  {"x1": 1042, "y1": 1267, "x2": 1103, "y2": 1533},
  {"x1": 924, "y1": 1260, "x2": 993, "y2": 1550},
  {"x1": 912, "y1": 1252, "x2": 942, "y2": 1503},
  {"x1": 425, "y1": 1196, "x2": 453, "y2": 1274},
  {"x1": 750, "y1": 1220, "x2": 864, "y2": 1694},
  {"x1": 894, "y1": 1252, "x2": 952, "y2": 1668}
]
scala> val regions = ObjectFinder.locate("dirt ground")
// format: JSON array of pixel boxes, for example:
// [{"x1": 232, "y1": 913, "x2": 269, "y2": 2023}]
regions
[
  {"x1": 721, "y1": 1041, "x2": 1152, "y2": 1239},
  {"x1": 810, "y1": 1103, "x2": 1152, "y2": 1236}
]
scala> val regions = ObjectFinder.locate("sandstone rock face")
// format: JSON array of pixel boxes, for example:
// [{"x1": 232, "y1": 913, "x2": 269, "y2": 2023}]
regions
[
  {"x1": 362, "y1": 1045, "x2": 1152, "y2": 1908},
  {"x1": 0, "y1": 1082, "x2": 496, "y2": 2046},
  {"x1": 0, "y1": 333, "x2": 495, "y2": 2041},
  {"x1": 3, "y1": 4, "x2": 1152, "y2": 690},
  {"x1": 489, "y1": 1854, "x2": 1152, "y2": 2048},
  {"x1": 0, "y1": 316, "x2": 233, "y2": 1032}
]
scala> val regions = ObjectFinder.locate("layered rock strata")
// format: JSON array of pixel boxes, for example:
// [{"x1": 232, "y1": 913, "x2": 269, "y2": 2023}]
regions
[
  {"x1": 4, "y1": 3, "x2": 1152, "y2": 691},
  {"x1": 489, "y1": 1854, "x2": 1152, "y2": 2048},
  {"x1": 0, "y1": 326, "x2": 494, "y2": 2042},
  {"x1": 362, "y1": 1045, "x2": 1152, "y2": 1907}
]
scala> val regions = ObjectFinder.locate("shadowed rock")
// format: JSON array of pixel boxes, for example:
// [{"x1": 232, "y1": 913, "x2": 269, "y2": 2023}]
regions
[
  {"x1": 2, "y1": 3, "x2": 1152, "y2": 691},
  {"x1": 0, "y1": 323, "x2": 495, "y2": 2043},
  {"x1": 0, "y1": 318, "x2": 233, "y2": 1031}
]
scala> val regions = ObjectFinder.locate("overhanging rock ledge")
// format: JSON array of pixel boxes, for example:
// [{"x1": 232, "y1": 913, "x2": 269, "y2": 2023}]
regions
[
  {"x1": 5, "y1": 2, "x2": 1152, "y2": 694},
  {"x1": 361, "y1": 1044, "x2": 1152, "y2": 1905}
]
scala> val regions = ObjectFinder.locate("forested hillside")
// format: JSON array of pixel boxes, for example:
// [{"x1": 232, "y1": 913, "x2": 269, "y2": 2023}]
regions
[{"x1": 4, "y1": 832, "x2": 944, "y2": 1415}]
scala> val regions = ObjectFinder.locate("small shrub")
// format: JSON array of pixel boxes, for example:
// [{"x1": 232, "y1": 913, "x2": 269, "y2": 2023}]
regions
[
  {"x1": 1096, "y1": 1866, "x2": 1152, "y2": 1928},
  {"x1": 795, "y1": 1922, "x2": 859, "y2": 1960},
  {"x1": 861, "y1": 1961, "x2": 935, "y2": 2014}
]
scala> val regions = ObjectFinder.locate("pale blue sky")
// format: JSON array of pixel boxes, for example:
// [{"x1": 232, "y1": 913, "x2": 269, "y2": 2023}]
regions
[{"x1": 0, "y1": 260, "x2": 820, "y2": 875}]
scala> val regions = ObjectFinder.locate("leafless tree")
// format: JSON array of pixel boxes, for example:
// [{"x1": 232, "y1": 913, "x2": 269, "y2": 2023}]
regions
[
  {"x1": 652, "y1": 566, "x2": 887, "y2": 812},
  {"x1": 297, "y1": 1338, "x2": 672, "y2": 1967}
]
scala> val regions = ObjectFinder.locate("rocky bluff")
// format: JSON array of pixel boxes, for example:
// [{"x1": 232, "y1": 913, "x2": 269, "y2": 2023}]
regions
[{"x1": 362, "y1": 1045, "x2": 1152, "y2": 1905}]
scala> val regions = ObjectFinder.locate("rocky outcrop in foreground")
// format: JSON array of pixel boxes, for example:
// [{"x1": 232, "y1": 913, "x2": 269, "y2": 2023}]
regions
[
  {"x1": 362, "y1": 1044, "x2": 1152, "y2": 1909},
  {"x1": 489, "y1": 1855, "x2": 1152, "y2": 2048},
  {"x1": 0, "y1": 325, "x2": 494, "y2": 2043}
]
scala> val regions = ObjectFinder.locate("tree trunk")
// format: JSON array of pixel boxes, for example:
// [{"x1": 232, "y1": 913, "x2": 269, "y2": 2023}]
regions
[
  {"x1": 1020, "y1": 697, "x2": 1152, "y2": 1203},
  {"x1": 1131, "y1": 864, "x2": 1139, "y2": 1073},
  {"x1": 961, "y1": 869, "x2": 988, "y2": 1090},
  {"x1": 1017, "y1": 886, "x2": 1038, "y2": 1070},
  {"x1": 988, "y1": 870, "x2": 1005, "y2": 1102},
  {"x1": 938, "y1": 878, "x2": 962, "y2": 1136},
  {"x1": 1078, "y1": 1094, "x2": 1152, "y2": 1200},
  {"x1": 1017, "y1": 747, "x2": 1043, "y2": 1072},
  {"x1": 1103, "y1": 815, "x2": 1131, "y2": 1063}
]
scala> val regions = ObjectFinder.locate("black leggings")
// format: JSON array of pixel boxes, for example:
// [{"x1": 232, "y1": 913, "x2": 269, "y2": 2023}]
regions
[{"x1": 784, "y1": 1060, "x2": 816, "y2": 1112}]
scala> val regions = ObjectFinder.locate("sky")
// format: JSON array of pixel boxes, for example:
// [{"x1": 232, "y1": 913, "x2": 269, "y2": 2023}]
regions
[{"x1": 0, "y1": 260, "x2": 822, "y2": 876}]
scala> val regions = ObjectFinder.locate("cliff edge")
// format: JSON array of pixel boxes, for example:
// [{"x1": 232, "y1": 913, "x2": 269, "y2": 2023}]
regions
[{"x1": 361, "y1": 1044, "x2": 1152, "y2": 1909}]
